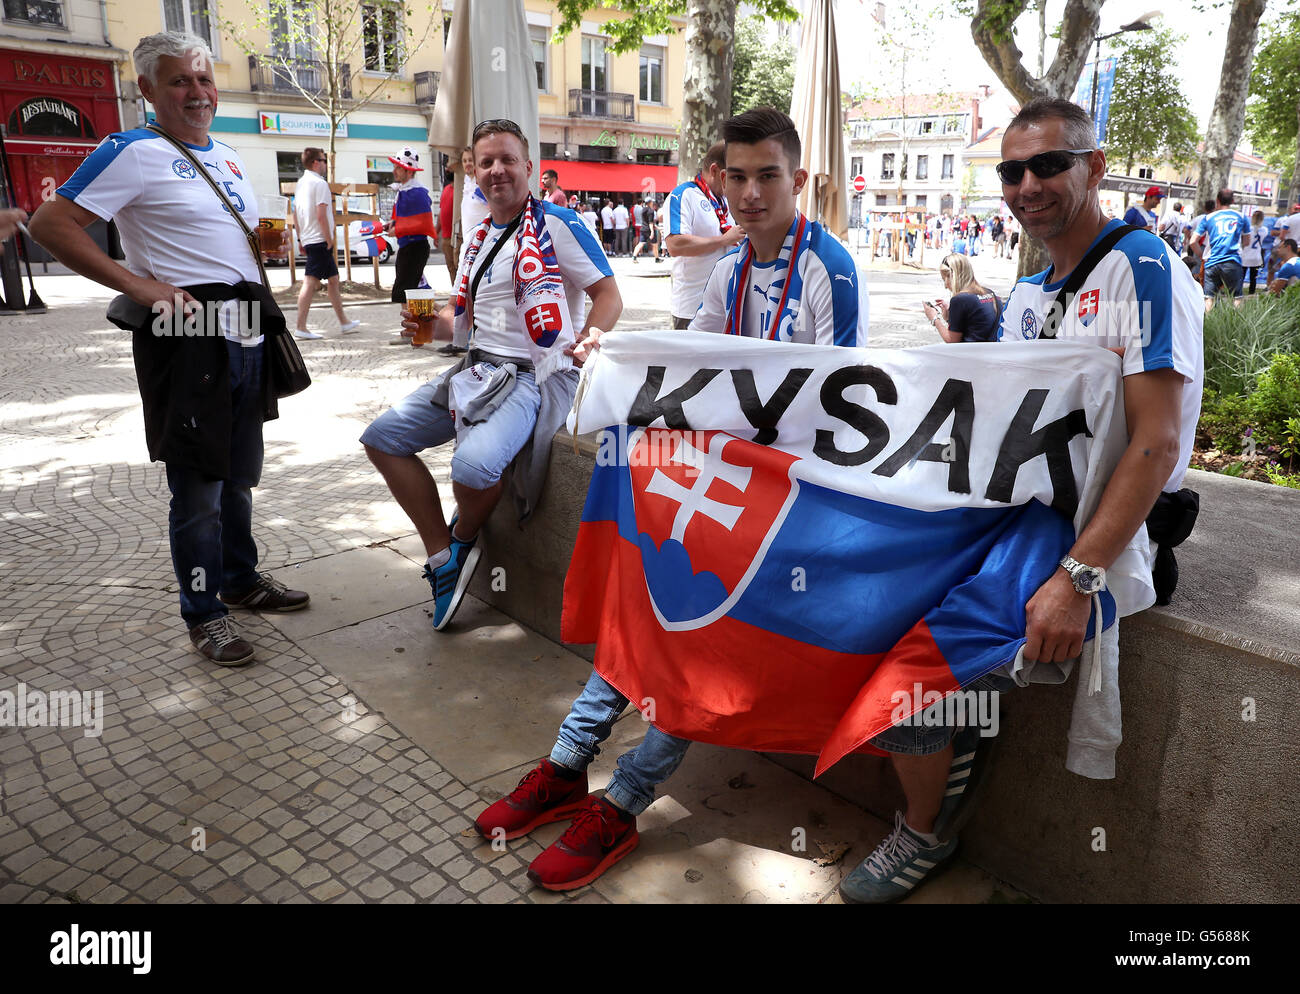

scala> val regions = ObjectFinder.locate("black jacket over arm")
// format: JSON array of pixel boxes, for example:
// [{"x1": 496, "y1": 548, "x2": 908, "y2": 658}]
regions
[{"x1": 108, "y1": 281, "x2": 287, "y2": 480}]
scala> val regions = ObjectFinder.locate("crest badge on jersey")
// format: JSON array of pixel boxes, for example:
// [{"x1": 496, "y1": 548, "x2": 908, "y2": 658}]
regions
[
  {"x1": 225, "y1": 161, "x2": 243, "y2": 179},
  {"x1": 1077, "y1": 288, "x2": 1101, "y2": 328},
  {"x1": 628, "y1": 428, "x2": 801, "y2": 631},
  {"x1": 171, "y1": 159, "x2": 196, "y2": 180},
  {"x1": 1020, "y1": 307, "x2": 1039, "y2": 340}
]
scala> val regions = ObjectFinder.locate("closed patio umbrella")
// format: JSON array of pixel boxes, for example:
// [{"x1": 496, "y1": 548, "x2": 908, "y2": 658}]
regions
[{"x1": 789, "y1": 0, "x2": 848, "y2": 240}]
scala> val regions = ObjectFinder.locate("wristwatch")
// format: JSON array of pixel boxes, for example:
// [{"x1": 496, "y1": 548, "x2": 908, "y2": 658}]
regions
[{"x1": 1059, "y1": 555, "x2": 1106, "y2": 595}]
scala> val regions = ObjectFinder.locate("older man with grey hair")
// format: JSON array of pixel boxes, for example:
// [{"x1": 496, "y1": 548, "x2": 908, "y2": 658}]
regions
[{"x1": 29, "y1": 31, "x2": 311, "y2": 667}]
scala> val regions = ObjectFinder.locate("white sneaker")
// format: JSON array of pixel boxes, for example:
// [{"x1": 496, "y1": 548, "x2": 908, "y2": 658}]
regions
[
  {"x1": 293, "y1": 329, "x2": 324, "y2": 340},
  {"x1": 339, "y1": 320, "x2": 361, "y2": 334}
]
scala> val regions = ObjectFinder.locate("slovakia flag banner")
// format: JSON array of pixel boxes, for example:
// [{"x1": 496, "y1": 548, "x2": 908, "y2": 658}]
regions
[{"x1": 561, "y1": 332, "x2": 1157, "y2": 775}]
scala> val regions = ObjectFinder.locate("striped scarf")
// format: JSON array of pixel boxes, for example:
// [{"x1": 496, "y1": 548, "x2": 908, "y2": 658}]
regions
[{"x1": 452, "y1": 196, "x2": 575, "y2": 383}]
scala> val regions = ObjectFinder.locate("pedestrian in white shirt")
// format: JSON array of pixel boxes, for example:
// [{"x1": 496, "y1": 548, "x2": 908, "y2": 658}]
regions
[
  {"x1": 292, "y1": 147, "x2": 358, "y2": 338},
  {"x1": 1242, "y1": 209, "x2": 1269, "y2": 295},
  {"x1": 612, "y1": 200, "x2": 630, "y2": 256}
]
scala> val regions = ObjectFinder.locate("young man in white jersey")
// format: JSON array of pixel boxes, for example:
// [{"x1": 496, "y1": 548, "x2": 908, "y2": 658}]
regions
[
  {"x1": 838, "y1": 96, "x2": 1203, "y2": 904},
  {"x1": 30, "y1": 31, "x2": 311, "y2": 667},
  {"x1": 361, "y1": 118, "x2": 621, "y2": 632},
  {"x1": 472, "y1": 108, "x2": 866, "y2": 896},
  {"x1": 664, "y1": 143, "x2": 746, "y2": 327},
  {"x1": 691, "y1": 107, "x2": 869, "y2": 346}
]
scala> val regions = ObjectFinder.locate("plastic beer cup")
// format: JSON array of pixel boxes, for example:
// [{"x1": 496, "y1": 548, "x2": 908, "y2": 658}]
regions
[{"x1": 405, "y1": 289, "x2": 437, "y2": 345}]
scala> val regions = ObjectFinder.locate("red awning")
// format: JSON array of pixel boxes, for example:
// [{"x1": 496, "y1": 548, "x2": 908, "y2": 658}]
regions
[{"x1": 539, "y1": 159, "x2": 679, "y2": 196}]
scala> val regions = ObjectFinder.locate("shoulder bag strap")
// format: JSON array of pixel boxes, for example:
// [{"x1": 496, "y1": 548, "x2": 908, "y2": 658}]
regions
[
  {"x1": 1040, "y1": 223, "x2": 1145, "y2": 339},
  {"x1": 468, "y1": 211, "x2": 522, "y2": 303},
  {"x1": 145, "y1": 122, "x2": 269, "y2": 290}
]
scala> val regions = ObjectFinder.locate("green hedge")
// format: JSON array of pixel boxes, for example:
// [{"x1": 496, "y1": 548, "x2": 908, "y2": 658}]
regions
[{"x1": 1202, "y1": 284, "x2": 1300, "y2": 396}]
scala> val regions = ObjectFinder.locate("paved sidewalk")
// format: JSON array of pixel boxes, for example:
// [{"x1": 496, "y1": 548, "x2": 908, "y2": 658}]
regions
[{"x1": 1, "y1": 265, "x2": 1026, "y2": 904}]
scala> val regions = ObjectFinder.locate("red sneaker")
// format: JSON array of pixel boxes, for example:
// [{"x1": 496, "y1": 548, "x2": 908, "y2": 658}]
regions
[
  {"x1": 475, "y1": 759, "x2": 590, "y2": 841},
  {"x1": 526, "y1": 795, "x2": 639, "y2": 891}
]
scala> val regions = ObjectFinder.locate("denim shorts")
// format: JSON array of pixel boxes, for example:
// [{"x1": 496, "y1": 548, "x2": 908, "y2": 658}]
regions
[
  {"x1": 868, "y1": 670, "x2": 1016, "y2": 756},
  {"x1": 359, "y1": 367, "x2": 540, "y2": 490},
  {"x1": 1203, "y1": 259, "x2": 1244, "y2": 298}
]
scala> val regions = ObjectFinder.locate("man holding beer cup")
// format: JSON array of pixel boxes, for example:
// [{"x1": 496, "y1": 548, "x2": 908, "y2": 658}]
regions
[{"x1": 361, "y1": 118, "x2": 621, "y2": 631}]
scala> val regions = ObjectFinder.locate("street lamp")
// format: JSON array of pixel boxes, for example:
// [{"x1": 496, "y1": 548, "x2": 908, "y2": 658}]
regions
[{"x1": 1089, "y1": 11, "x2": 1161, "y2": 124}]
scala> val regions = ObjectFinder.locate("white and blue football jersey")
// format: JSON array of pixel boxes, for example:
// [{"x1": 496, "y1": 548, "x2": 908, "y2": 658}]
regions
[
  {"x1": 57, "y1": 128, "x2": 264, "y2": 344},
  {"x1": 998, "y1": 219, "x2": 1203, "y2": 493}
]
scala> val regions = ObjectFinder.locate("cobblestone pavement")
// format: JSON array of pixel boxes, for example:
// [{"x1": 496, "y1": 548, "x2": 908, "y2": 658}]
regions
[
  {"x1": 1, "y1": 256, "x2": 1013, "y2": 905},
  {"x1": 0, "y1": 277, "x2": 681, "y2": 903}
]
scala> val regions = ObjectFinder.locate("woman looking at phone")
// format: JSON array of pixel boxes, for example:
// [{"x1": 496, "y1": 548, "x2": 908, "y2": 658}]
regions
[{"x1": 922, "y1": 253, "x2": 1002, "y2": 343}]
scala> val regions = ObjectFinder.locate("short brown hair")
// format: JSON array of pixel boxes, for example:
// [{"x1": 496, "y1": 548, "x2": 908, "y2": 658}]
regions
[
  {"x1": 472, "y1": 118, "x2": 529, "y2": 157},
  {"x1": 701, "y1": 140, "x2": 727, "y2": 172},
  {"x1": 720, "y1": 108, "x2": 801, "y2": 172},
  {"x1": 1216, "y1": 187, "x2": 1234, "y2": 206},
  {"x1": 302, "y1": 147, "x2": 326, "y2": 167}
]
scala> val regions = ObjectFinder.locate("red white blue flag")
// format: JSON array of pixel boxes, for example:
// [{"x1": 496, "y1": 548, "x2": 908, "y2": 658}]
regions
[{"x1": 561, "y1": 332, "x2": 1155, "y2": 774}]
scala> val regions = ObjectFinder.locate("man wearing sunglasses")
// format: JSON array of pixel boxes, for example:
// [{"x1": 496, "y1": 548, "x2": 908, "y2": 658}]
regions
[{"x1": 834, "y1": 97, "x2": 1207, "y2": 903}]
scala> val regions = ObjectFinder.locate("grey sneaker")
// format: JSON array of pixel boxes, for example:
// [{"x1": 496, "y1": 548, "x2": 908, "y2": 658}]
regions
[
  {"x1": 839, "y1": 811, "x2": 957, "y2": 904},
  {"x1": 189, "y1": 616, "x2": 255, "y2": 667},
  {"x1": 220, "y1": 572, "x2": 310, "y2": 612}
]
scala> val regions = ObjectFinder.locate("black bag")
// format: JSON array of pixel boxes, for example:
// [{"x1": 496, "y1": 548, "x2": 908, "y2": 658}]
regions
[
  {"x1": 1146, "y1": 488, "x2": 1200, "y2": 605},
  {"x1": 145, "y1": 122, "x2": 311, "y2": 398}
]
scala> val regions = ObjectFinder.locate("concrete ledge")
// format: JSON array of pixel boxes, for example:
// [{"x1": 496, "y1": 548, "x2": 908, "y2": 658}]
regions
[{"x1": 469, "y1": 436, "x2": 1300, "y2": 902}]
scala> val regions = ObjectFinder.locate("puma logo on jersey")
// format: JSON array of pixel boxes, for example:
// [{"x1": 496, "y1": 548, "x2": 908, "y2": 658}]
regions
[
  {"x1": 833, "y1": 273, "x2": 855, "y2": 284},
  {"x1": 108, "y1": 138, "x2": 124, "y2": 149},
  {"x1": 1138, "y1": 255, "x2": 1166, "y2": 270}
]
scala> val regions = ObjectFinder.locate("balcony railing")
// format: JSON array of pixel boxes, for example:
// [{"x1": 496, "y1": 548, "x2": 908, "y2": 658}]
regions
[
  {"x1": 249, "y1": 55, "x2": 352, "y2": 100},
  {"x1": 568, "y1": 89, "x2": 634, "y2": 121},
  {"x1": 414, "y1": 71, "x2": 440, "y2": 106}
]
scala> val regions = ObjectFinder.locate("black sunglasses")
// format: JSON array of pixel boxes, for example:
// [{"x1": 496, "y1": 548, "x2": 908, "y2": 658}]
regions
[
  {"x1": 996, "y1": 149, "x2": 1095, "y2": 185},
  {"x1": 472, "y1": 118, "x2": 523, "y2": 141}
]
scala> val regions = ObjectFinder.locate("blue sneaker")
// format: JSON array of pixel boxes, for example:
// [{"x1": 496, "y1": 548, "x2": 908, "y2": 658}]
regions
[
  {"x1": 423, "y1": 531, "x2": 481, "y2": 631},
  {"x1": 839, "y1": 812, "x2": 957, "y2": 904}
]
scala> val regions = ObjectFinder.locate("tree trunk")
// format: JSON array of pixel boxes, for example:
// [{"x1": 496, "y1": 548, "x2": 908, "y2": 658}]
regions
[
  {"x1": 1017, "y1": 234, "x2": 1048, "y2": 279},
  {"x1": 679, "y1": 0, "x2": 736, "y2": 184},
  {"x1": 1289, "y1": 96, "x2": 1300, "y2": 212},
  {"x1": 970, "y1": 0, "x2": 1102, "y2": 105},
  {"x1": 1037, "y1": 0, "x2": 1047, "y2": 77},
  {"x1": 971, "y1": 0, "x2": 1103, "y2": 279},
  {"x1": 1197, "y1": 0, "x2": 1269, "y2": 207}
]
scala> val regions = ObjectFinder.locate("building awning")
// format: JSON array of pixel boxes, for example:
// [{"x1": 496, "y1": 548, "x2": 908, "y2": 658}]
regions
[{"x1": 539, "y1": 159, "x2": 679, "y2": 195}]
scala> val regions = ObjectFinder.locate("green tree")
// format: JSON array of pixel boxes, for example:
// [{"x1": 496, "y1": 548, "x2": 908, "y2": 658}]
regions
[
  {"x1": 220, "y1": 0, "x2": 436, "y2": 183},
  {"x1": 1103, "y1": 27, "x2": 1199, "y2": 194},
  {"x1": 553, "y1": 0, "x2": 798, "y2": 181},
  {"x1": 1195, "y1": 0, "x2": 1268, "y2": 207},
  {"x1": 961, "y1": 0, "x2": 1104, "y2": 277},
  {"x1": 1245, "y1": 9, "x2": 1300, "y2": 208},
  {"x1": 731, "y1": 17, "x2": 796, "y2": 115}
]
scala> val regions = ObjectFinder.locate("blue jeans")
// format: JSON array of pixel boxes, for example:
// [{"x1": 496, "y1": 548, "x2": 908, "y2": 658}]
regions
[
  {"x1": 551, "y1": 670, "x2": 693, "y2": 816},
  {"x1": 1203, "y1": 259, "x2": 1244, "y2": 298},
  {"x1": 166, "y1": 340, "x2": 264, "y2": 627},
  {"x1": 359, "y1": 367, "x2": 540, "y2": 490}
]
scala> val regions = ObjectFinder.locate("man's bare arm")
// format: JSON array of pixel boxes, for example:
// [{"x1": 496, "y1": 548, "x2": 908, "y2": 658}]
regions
[
  {"x1": 1023, "y1": 366, "x2": 1184, "y2": 664},
  {"x1": 317, "y1": 202, "x2": 333, "y2": 249},
  {"x1": 567, "y1": 276, "x2": 623, "y2": 364},
  {"x1": 664, "y1": 227, "x2": 745, "y2": 258},
  {"x1": 29, "y1": 195, "x2": 196, "y2": 311}
]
